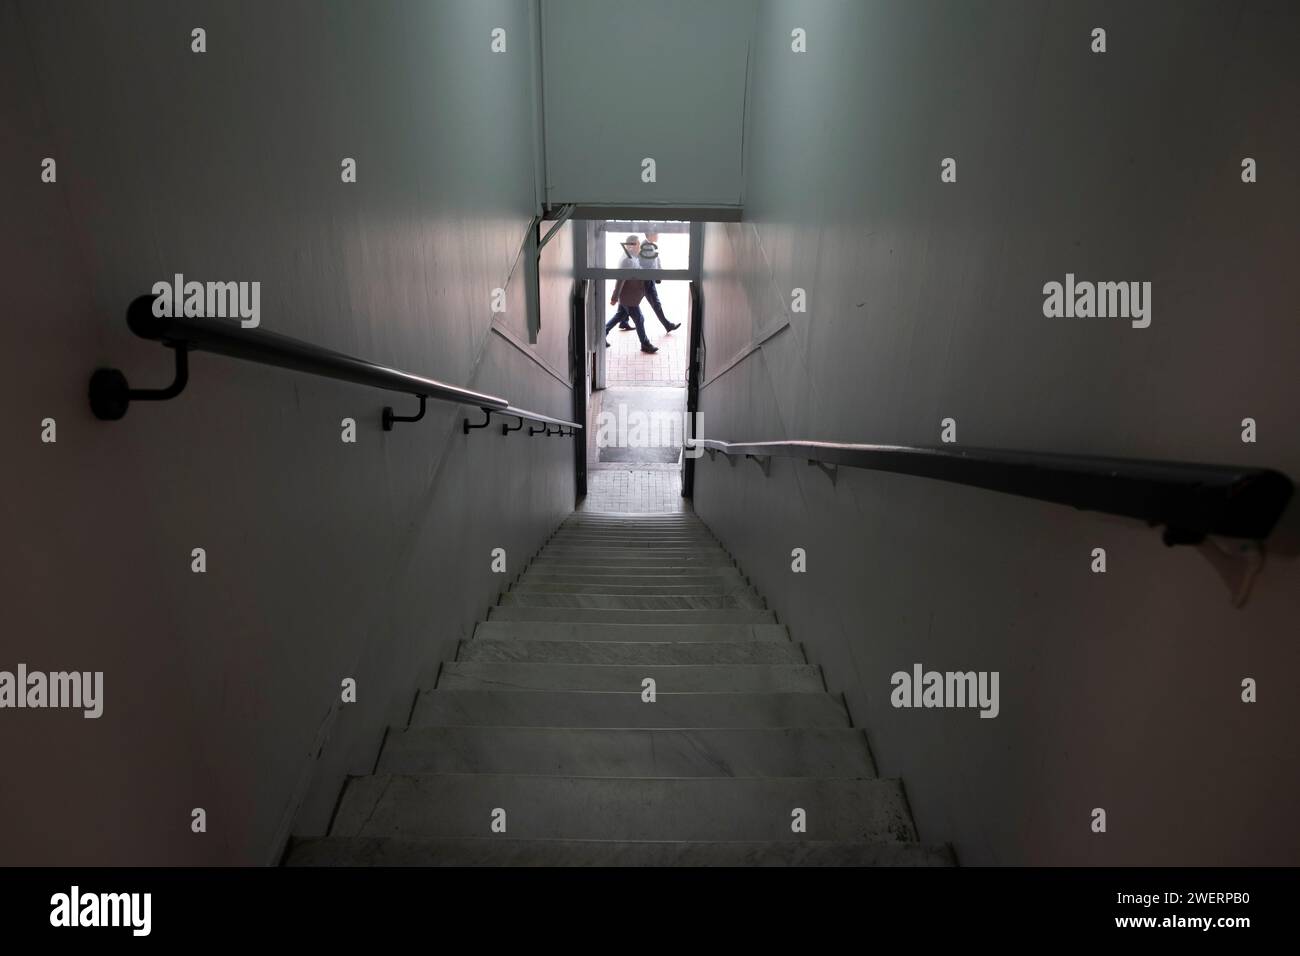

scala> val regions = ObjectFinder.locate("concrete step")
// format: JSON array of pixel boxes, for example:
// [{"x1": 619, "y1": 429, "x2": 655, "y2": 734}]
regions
[
  {"x1": 565, "y1": 515, "x2": 703, "y2": 524},
  {"x1": 544, "y1": 536, "x2": 722, "y2": 546},
  {"x1": 549, "y1": 534, "x2": 718, "y2": 546},
  {"x1": 525, "y1": 562, "x2": 738, "y2": 576},
  {"x1": 552, "y1": 528, "x2": 716, "y2": 535},
  {"x1": 472, "y1": 620, "x2": 791, "y2": 643},
  {"x1": 555, "y1": 523, "x2": 712, "y2": 533},
  {"x1": 488, "y1": 607, "x2": 775, "y2": 626},
  {"x1": 436, "y1": 662, "x2": 824, "y2": 693},
  {"x1": 521, "y1": 568, "x2": 744, "y2": 583},
  {"x1": 541, "y1": 544, "x2": 730, "y2": 556},
  {"x1": 546, "y1": 543, "x2": 721, "y2": 552},
  {"x1": 288, "y1": 836, "x2": 955, "y2": 867},
  {"x1": 411, "y1": 689, "x2": 849, "y2": 728},
  {"x1": 559, "y1": 528, "x2": 706, "y2": 535},
  {"x1": 510, "y1": 580, "x2": 753, "y2": 596},
  {"x1": 530, "y1": 555, "x2": 735, "y2": 568},
  {"x1": 376, "y1": 726, "x2": 874, "y2": 777},
  {"x1": 457, "y1": 638, "x2": 805, "y2": 665},
  {"x1": 329, "y1": 774, "x2": 917, "y2": 842},
  {"x1": 538, "y1": 551, "x2": 733, "y2": 565},
  {"x1": 499, "y1": 592, "x2": 762, "y2": 611}
]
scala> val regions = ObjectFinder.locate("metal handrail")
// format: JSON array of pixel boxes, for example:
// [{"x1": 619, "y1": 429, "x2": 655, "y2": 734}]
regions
[
  {"x1": 89, "y1": 294, "x2": 580, "y2": 434},
  {"x1": 500, "y1": 405, "x2": 581, "y2": 429},
  {"x1": 688, "y1": 438, "x2": 1293, "y2": 543}
]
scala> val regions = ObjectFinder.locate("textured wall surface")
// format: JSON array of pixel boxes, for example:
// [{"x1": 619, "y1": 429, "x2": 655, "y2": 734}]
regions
[
  {"x1": 695, "y1": 0, "x2": 1300, "y2": 864},
  {"x1": 1, "y1": 0, "x2": 576, "y2": 864}
]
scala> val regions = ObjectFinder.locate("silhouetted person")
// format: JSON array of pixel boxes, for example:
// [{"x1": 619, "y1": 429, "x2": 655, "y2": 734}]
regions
[
  {"x1": 605, "y1": 235, "x2": 658, "y2": 353},
  {"x1": 639, "y1": 234, "x2": 680, "y2": 333}
]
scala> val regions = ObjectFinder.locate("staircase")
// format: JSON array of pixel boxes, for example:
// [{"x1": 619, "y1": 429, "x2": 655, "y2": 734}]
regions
[{"x1": 288, "y1": 512, "x2": 953, "y2": 866}]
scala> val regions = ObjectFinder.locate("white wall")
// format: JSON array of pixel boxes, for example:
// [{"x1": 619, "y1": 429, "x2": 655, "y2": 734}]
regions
[
  {"x1": 0, "y1": 0, "x2": 577, "y2": 864},
  {"x1": 696, "y1": 0, "x2": 1300, "y2": 864},
  {"x1": 540, "y1": 0, "x2": 754, "y2": 208}
]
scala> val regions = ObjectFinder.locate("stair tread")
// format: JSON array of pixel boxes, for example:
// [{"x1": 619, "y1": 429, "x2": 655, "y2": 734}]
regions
[
  {"x1": 436, "y1": 662, "x2": 823, "y2": 692},
  {"x1": 377, "y1": 725, "x2": 875, "y2": 776},
  {"x1": 287, "y1": 837, "x2": 955, "y2": 867},
  {"x1": 499, "y1": 593, "x2": 764, "y2": 610},
  {"x1": 412, "y1": 689, "x2": 850, "y2": 728},
  {"x1": 488, "y1": 607, "x2": 775, "y2": 624},
  {"x1": 473, "y1": 621, "x2": 791, "y2": 642},
  {"x1": 458, "y1": 638, "x2": 805, "y2": 664},
  {"x1": 329, "y1": 773, "x2": 918, "y2": 842}
]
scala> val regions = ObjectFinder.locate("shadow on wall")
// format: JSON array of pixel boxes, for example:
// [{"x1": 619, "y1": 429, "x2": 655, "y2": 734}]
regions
[
  {"x1": 1, "y1": 0, "x2": 575, "y2": 865},
  {"x1": 693, "y1": 0, "x2": 1300, "y2": 865}
]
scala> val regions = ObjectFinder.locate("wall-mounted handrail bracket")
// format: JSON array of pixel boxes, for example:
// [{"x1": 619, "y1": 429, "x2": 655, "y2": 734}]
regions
[
  {"x1": 1196, "y1": 538, "x2": 1266, "y2": 608},
  {"x1": 89, "y1": 345, "x2": 189, "y2": 421},
  {"x1": 382, "y1": 394, "x2": 427, "y2": 431},
  {"x1": 745, "y1": 453, "x2": 772, "y2": 476},
  {"x1": 528, "y1": 423, "x2": 548, "y2": 436},
  {"x1": 501, "y1": 416, "x2": 524, "y2": 436},
  {"x1": 808, "y1": 458, "x2": 839, "y2": 487},
  {"x1": 463, "y1": 408, "x2": 494, "y2": 435}
]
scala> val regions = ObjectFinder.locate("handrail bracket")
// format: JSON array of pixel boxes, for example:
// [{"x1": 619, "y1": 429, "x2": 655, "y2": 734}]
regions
[
  {"x1": 807, "y1": 458, "x2": 839, "y2": 486},
  {"x1": 463, "y1": 408, "x2": 494, "y2": 434},
  {"x1": 89, "y1": 345, "x2": 189, "y2": 421},
  {"x1": 382, "y1": 394, "x2": 427, "y2": 431}
]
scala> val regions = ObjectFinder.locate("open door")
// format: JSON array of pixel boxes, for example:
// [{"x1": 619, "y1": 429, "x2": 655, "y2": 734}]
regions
[
  {"x1": 682, "y1": 280, "x2": 704, "y2": 499},
  {"x1": 570, "y1": 278, "x2": 589, "y2": 500}
]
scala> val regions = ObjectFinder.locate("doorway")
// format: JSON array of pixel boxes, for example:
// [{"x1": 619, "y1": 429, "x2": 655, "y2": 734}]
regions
[{"x1": 576, "y1": 220, "x2": 701, "y2": 513}]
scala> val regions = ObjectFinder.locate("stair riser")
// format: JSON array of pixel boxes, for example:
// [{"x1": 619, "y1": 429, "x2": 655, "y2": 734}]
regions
[
  {"x1": 330, "y1": 775, "x2": 917, "y2": 842},
  {"x1": 411, "y1": 690, "x2": 849, "y2": 728},
  {"x1": 530, "y1": 557, "x2": 735, "y2": 568},
  {"x1": 288, "y1": 838, "x2": 955, "y2": 867},
  {"x1": 539, "y1": 552, "x2": 732, "y2": 564},
  {"x1": 377, "y1": 727, "x2": 875, "y2": 777},
  {"x1": 457, "y1": 639, "x2": 806, "y2": 665},
  {"x1": 436, "y1": 663, "x2": 823, "y2": 693},
  {"x1": 549, "y1": 535, "x2": 718, "y2": 546},
  {"x1": 543, "y1": 544, "x2": 728, "y2": 553},
  {"x1": 510, "y1": 582, "x2": 753, "y2": 596},
  {"x1": 524, "y1": 564, "x2": 739, "y2": 576},
  {"x1": 487, "y1": 607, "x2": 775, "y2": 625},
  {"x1": 499, "y1": 593, "x2": 762, "y2": 610},
  {"x1": 565, "y1": 517, "x2": 703, "y2": 524},
  {"x1": 522, "y1": 568, "x2": 744, "y2": 581},
  {"x1": 471, "y1": 621, "x2": 792, "y2": 643}
]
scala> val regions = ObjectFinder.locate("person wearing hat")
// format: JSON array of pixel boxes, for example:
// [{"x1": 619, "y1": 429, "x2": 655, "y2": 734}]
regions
[
  {"x1": 606, "y1": 235, "x2": 658, "y2": 353},
  {"x1": 608, "y1": 234, "x2": 639, "y2": 332},
  {"x1": 637, "y1": 233, "x2": 681, "y2": 334}
]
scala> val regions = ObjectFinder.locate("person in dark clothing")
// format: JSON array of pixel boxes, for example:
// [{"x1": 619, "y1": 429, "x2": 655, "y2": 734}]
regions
[
  {"x1": 609, "y1": 236, "x2": 681, "y2": 336},
  {"x1": 638, "y1": 234, "x2": 681, "y2": 333},
  {"x1": 605, "y1": 235, "x2": 658, "y2": 353}
]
